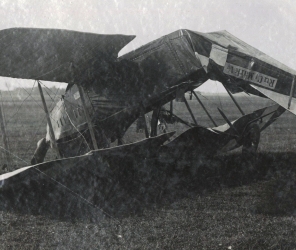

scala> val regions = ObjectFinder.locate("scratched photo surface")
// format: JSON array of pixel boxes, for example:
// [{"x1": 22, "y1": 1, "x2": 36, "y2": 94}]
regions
[{"x1": 1, "y1": 1, "x2": 296, "y2": 249}]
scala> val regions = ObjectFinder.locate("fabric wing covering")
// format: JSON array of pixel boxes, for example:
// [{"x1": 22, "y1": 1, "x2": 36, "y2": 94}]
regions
[
  {"x1": 119, "y1": 30, "x2": 206, "y2": 105},
  {"x1": 0, "y1": 28, "x2": 295, "y2": 114},
  {"x1": 0, "y1": 28, "x2": 135, "y2": 86},
  {"x1": 185, "y1": 30, "x2": 296, "y2": 114},
  {"x1": 121, "y1": 29, "x2": 296, "y2": 114}
]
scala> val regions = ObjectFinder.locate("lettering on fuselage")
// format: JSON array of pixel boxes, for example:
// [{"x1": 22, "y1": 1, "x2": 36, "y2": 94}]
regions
[{"x1": 223, "y1": 62, "x2": 277, "y2": 89}]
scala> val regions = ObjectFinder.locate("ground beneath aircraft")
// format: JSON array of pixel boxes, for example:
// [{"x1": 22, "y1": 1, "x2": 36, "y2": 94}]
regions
[
  {"x1": 1, "y1": 153, "x2": 296, "y2": 249},
  {"x1": 1, "y1": 92, "x2": 296, "y2": 249}
]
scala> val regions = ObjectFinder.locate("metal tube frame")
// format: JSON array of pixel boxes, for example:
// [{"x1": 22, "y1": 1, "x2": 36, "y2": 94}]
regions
[
  {"x1": 76, "y1": 83, "x2": 99, "y2": 150},
  {"x1": 192, "y1": 91, "x2": 217, "y2": 127},
  {"x1": 224, "y1": 85, "x2": 245, "y2": 116},
  {"x1": 0, "y1": 95, "x2": 12, "y2": 167},
  {"x1": 183, "y1": 96, "x2": 198, "y2": 126},
  {"x1": 288, "y1": 76, "x2": 295, "y2": 109},
  {"x1": 37, "y1": 81, "x2": 61, "y2": 158}
]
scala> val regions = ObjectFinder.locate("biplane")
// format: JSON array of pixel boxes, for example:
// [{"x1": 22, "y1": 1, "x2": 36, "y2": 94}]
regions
[{"x1": 0, "y1": 28, "x2": 292, "y2": 209}]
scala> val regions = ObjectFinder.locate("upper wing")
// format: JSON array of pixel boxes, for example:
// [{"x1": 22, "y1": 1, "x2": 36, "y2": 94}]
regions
[
  {"x1": 0, "y1": 28, "x2": 135, "y2": 85},
  {"x1": 119, "y1": 29, "x2": 296, "y2": 115},
  {"x1": 119, "y1": 30, "x2": 205, "y2": 96}
]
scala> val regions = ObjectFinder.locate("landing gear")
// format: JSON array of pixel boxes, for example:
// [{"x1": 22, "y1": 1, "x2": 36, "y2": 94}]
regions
[
  {"x1": 150, "y1": 107, "x2": 161, "y2": 137},
  {"x1": 242, "y1": 123, "x2": 260, "y2": 162}
]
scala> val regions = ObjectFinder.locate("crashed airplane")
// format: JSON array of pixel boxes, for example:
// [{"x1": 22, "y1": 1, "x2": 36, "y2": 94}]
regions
[{"x1": 0, "y1": 28, "x2": 292, "y2": 203}]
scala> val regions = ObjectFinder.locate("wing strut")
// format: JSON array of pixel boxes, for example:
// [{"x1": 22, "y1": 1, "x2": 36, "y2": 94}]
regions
[
  {"x1": 37, "y1": 81, "x2": 61, "y2": 158},
  {"x1": 183, "y1": 96, "x2": 198, "y2": 125},
  {"x1": 223, "y1": 84, "x2": 245, "y2": 115},
  {"x1": 192, "y1": 91, "x2": 217, "y2": 127},
  {"x1": 150, "y1": 106, "x2": 161, "y2": 137},
  {"x1": 165, "y1": 109, "x2": 193, "y2": 127},
  {"x1": 217, "y1": 107, "x2": 239, "y2": 135},
  {"x1": 143, "y1": 113, "x2": 150, "y2": 139},
  {"x1": 76, "y1": 84, "x2": 99, "y2": 150},
  {"x1": 288, "y1": 76, "x2": 295, "y2": 109},
  {"x1": 0, "y1": 95, "x2": 12, "y2": 167},
  {"x1": 169, "y1": 101, "x2": 173, "y2": 119}
]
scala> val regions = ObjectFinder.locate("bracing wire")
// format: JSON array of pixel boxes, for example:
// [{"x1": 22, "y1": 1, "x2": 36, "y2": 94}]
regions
[
  {"x1": 0, "y1": 145, "x2": 114, "y2": 219},
  {"x1": 0, "y1": 136, "x2": 145, "y2": 242},
  {"x1": 16, "y1": 80, "x2": 46, "y2": 112},
  {"x1": 2, "y1": 82, "x2": 63, "y2": 166},
  {"x1": 0, "y1": 90, "x2": 11, "y2": 146},
  {"x1": 0, "y1": 82, "x2": 123, "y2": 227},
  {"x1": 0, "y1": 32, "x2": 148, "y2": 242},
  {"x1": 22, "y1": 83, "x2": 64, "y2": 159},
  {"x1": 63, "y1": 102, "x2": 91, "y2": 151},
  {"x1": 5, "y1": 80, "x2": 63, "y2": 125},
  {"x1": 39, "y1": 81, "x2": 61, "y2": 104},
  {"x1": 5, "y1": 81, "x2": 36, "y2": 125}
]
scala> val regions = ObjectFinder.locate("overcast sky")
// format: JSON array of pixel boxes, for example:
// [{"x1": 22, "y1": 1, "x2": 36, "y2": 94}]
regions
[{"x1": 1, "y1": 0, "x2": 296, "y2": 92}]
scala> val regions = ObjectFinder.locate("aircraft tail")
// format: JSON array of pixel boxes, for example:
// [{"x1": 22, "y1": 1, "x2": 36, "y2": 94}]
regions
[
  {"x1": 212, "y1": 104, "x2": 285, "y2": 153},
  {"x1": 212, "y1": 104, "x2": 285, "y2": 134},
  {"x1": 161, "y1": 104, "x2": 285, "y2": 160}
]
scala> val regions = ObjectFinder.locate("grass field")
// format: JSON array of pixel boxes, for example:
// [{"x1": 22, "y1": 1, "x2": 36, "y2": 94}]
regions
[
  {"x1": 0, "y1": 87, "x2": 64, "y2": 167},
  {"x1": 1, "y1": 90, "x2": 296, "y2": 249},
  {"x1": 1, "y1": 90, "x2": 296, "y2": 167}
]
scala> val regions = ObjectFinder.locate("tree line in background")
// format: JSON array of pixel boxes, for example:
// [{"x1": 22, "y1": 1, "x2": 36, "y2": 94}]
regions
[{"x1": 0, "y1": 86, "x2": 66, "y2": 101}]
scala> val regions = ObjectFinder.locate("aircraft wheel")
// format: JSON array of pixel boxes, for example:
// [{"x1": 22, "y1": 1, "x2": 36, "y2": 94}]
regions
[{"x1": 242, "y1": 123, "x2": 260, "y2": 162}]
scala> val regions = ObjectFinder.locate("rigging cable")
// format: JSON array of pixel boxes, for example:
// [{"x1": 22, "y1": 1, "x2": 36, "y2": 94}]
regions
[
  {"x1": 0, "y1": 145, "x2": 113, "y2": 219},
  {"x1": 5, "y1": 81, "x2": 36, "y2": 125},
  {"x1": 0, "y1": 84, "x2": 122, "y2": 221},
  {"x1": 16, "y1": 80, "x2": 47, "y2": 113},
  {"x1": 0, "y1": 144, "x2": 145, "y2": 245},
  {"x1": 39, "y1": 81, "x2": 61, "y2": 104},
  {"x1": 0, "y1": 32, "x2": 146, "y2": 245},
  {"x1": 62, "y1": 102, "x2": 91, "y2": 151},
  {"x1": 22, "y1": 83, "x2": 64, "y2": 161}
]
